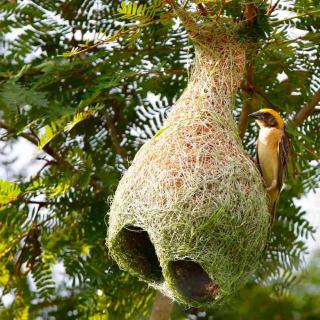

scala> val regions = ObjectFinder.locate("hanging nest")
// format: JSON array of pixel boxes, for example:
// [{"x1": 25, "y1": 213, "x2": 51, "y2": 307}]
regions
[{"x1": 107, "y1": 22, "x2": 270, "y2": 307}]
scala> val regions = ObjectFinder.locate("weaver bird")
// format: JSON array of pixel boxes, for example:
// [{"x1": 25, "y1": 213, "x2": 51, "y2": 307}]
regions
[{"x1": 249, "y1": 109, "x2": 290, "y2": 221}]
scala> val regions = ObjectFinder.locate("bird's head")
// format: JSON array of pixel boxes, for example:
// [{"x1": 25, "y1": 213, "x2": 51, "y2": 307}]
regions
[{"x1": 249, "y1": 108, "x2": 284, "y2": 129}]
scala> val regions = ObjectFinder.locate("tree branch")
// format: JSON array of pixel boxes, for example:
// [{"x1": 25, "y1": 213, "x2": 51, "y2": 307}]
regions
[
  {"x1": 162, "y1": 0, "x2": 178, "y2": 9},
  {"x1": 244, "y1": 3, "x2": 259, "y2": 27},
  {"x1": 252, "y1": 86, "x2": 279, "y2": 110},
  {"x1": 290, "y1": 88, "x2": 320, "y2": 127},
  {"x1": 0, "y1": 120, "x2": 105, "y2": 194},
  {"x1": 238, "y1": 98, "x2": 251, "y2": 141},
  {"x1": 105, "y1": 117, "x2": 128, "y2": 165},
  {"x1": 150, "y1": 291, "x2": 173, "y2": 320},
  {"x1": 0, "y1": 120, "x2": 68, "y2": 166},
  {"x1": 238, "y1": 63, "x2": 254, "y2": 140},
  {"x1": 0, "y1": 120, "x2": 38, "y2": 145}
]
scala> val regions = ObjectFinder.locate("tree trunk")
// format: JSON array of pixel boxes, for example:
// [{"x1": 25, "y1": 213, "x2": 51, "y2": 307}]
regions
[{"x1": 150, "y1": 291, "x2": 173, "y2": 320}]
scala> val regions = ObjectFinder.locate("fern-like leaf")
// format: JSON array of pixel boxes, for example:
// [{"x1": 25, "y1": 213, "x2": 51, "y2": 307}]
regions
[
  {"x1": 118, "y1": 1, "x2": 147, "y2": 19},
  {"x1": 64, "y1": 110, "x2": 95, "y2": 132},
  {"x1": 31, "y1": 257, "x2": 55, "y2": 300},
  {"x1": 117, "y1": 0, "x2": 163, "y2": 22},
  {"x1": 0, "y1": 82, "x2": 48, "y2": 110},
  {"x1": 38, "y1": 118, "x2": 66, "y2": 150},
  {"x1": 38, "y1": 110, "x2": 95, "y2": 149},
  {"x1": 0, "y1": 180, "x2": 21, "y2": 206}
]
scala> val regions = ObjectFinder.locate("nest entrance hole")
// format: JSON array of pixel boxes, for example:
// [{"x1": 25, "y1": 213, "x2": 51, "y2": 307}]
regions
[
  {"x1": 169, "y1": 260, "x2": 219, "y2": 302},
  {"x1": 117, "y1": 225, "x2": 163, "y2": 283}
]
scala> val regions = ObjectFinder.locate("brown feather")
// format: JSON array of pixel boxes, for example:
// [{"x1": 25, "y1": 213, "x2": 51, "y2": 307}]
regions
[
  {"x1": 277, "y1": 130, "x2": 290, "y2": 191},
  {"x1": 256, "y1": 143, "x2": 262, "y2": 175},
  {"x1": 271, "y1": 130, "x2": 289, "y2": 221}
]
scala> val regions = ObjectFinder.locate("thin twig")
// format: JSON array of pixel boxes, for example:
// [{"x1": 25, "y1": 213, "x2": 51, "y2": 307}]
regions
[
  {"x1": 217, "y1": 0, "x2": 225, "y2": 20},
  {"x1": 268, "y1": 0, "x2": 281, "y2": 16},
  {"x1": 162, "y1": 0, "x2": 178, "y2": 9},
  {"x1": 0, "y1": 120, "x2": 38, "y2": 145},
  {"x1": 0, "y1": 229, "x2": 30, "y2": 260},
  {"x1": 106, "y1": 116, "x2": 128, "y2": 165},
  {"x1": 162, "y1": 0, "x2": 198, "y2": 34},
  {"x1": 68, "y1": 1, "x2": 196, "y2": 57},
  {"x1": 23, "y1": 200, "x2": 50, "y2": 206},
  {"x1": 262, "y1": 33, "x2": 320, "y2": 50},
  {"x1": 0, "y1": 121, "x2": 68, "y2": 166},
  {"x1": 271, "y1": 9, "x2": 320, "y2": 26},
  {"x1": 65, "y1": 21, "x2": 158, "y2": 57}
]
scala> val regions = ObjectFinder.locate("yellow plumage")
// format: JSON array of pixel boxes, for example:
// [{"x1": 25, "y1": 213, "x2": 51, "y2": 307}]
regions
[{"x1": 259, "y1": 108, "x2": 285, "y2": 129}]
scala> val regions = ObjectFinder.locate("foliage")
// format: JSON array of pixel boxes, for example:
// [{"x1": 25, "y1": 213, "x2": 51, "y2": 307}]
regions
[
  {"x1": 38, "y1": 109, "x2": 96, "y2": 149},
  {"x1": 0, "y1": 0, "x2": 319, "y2": 319},
  {"x1": 0, "y1": 180, "x2": 21, "y2": 206},
  {"x1": 117, "y1": 0, "x2": 164, "y2": 22}
]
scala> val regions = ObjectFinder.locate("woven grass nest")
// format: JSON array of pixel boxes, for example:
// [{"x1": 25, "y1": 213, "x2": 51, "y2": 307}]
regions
[{"x1": 107, "y1": 24, "x2": 270, "y2": 307}]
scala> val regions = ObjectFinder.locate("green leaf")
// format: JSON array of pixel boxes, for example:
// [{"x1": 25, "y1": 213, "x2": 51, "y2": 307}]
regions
[
  {"x1": 0, "y1": 180, "x2": 21, "y2": 206},
  {"x1": 0, "y1": 82, "x2": 48, "y2": 110},
  {"x1": 38, "y1": 110, "x2": 95, "y2": 149},
  {"x1": 38, "y1": 118, "x2": 66, "y2": 150},
  {"x1": 117, "y1": 0, "x2": 163, "y2": 22},
  {"x1": 64, "y1": 110, "x2": 95, "y2": 132}
]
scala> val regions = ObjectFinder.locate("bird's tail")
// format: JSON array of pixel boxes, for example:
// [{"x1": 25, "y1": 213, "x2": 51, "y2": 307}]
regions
[{"x1": 269, "y1": 193, "x2": 280, "y2": 225}]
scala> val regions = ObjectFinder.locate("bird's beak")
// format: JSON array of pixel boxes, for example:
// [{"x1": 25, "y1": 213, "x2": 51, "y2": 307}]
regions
[{"x1": 249, "y1": 111, "x2": 261, "y2": 119}]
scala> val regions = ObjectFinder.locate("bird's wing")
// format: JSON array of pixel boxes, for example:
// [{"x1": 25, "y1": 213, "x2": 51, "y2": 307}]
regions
[
  {"x1": 256, "y1": 143, "x2": 262, "y2": 175},
  {"x1": 277, "y1": 131, "x2": 290, "y2": 190}
]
